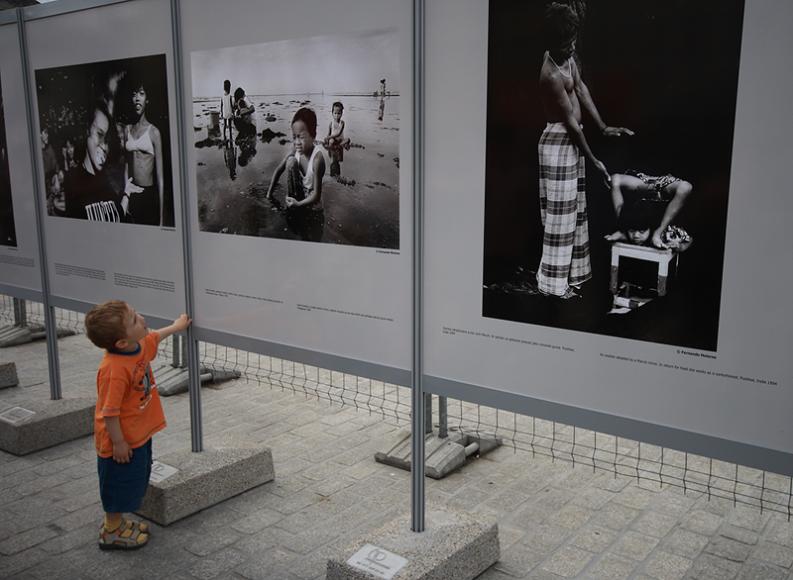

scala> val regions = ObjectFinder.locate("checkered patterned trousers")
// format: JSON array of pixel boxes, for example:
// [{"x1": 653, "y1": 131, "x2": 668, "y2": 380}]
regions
[{"x1": 537, "y1": 123, "x2": 591, "y2": 296}]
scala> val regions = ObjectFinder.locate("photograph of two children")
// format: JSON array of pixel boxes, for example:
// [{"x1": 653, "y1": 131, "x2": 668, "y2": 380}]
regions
[{"x1": 482, "y1": 0, "x2": 745, "y2": 352}]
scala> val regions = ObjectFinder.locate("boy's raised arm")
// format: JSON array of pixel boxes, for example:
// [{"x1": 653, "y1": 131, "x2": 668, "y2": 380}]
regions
[{"x1": 156, "y1": 314, "x2": 191, "y2": 340}]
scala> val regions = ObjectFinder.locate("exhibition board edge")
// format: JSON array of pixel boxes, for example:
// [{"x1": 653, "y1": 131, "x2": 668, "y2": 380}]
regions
[
  {"x1": 1, "y1": 13, "x2": 41, "y2": 300},
  {"x1": 48, "y1": 294, "x2": 172, "y2": 330},
  {"x1": 194, "y1": 326, "x2": 412, "y2": 388},
  {"x1": 22, "y1": 0, "x2": 131, "y2": 21},
  {"x1": 424, "y1": 374, "x2": 793, "y2": 477},
  {"x1": 0, "y1": 283, "x2": 43, "y2": 303}
]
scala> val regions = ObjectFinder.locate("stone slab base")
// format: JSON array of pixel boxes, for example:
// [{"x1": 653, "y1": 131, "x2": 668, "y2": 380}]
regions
[
  {"x1": 0, "y1": 324, "x2": 75, "y2": 348},
  {"x1": 326, "y1": 506, "x2": 499, "y2": 580},
  {"x1": 137, "y1": 438, "x2": 274, "y2": 526},
  {"x1": 156, "y1": 365, "x2": 241, "y2": 397},
  {"x1": 375, "y1": 428, "x2": 502, "y2": 479},
  {"x1": 0, "y1": 362, "x2": 18, "y2": 389},
  {"x1": 0, "y1": 397, "x2": 94, "y2": 455}
]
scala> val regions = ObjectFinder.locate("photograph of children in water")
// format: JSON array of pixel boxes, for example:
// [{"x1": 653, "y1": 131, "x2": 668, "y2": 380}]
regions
[
  {"x1": 35, "y1": 54, "x2": 175, "y2": 227},
  {"x1": 191, "y1": 28, "x2": 400, "y2": 249},
  {"x1": 0, "y1": 73, "x2": 16, "y2": 247},
  {"x1": 482, "y1": 0, "x2": 744, "y2": 351}
]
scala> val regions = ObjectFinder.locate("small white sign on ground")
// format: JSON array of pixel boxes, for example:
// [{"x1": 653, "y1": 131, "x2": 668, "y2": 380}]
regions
[
  {"x1": 347, "y1": 543, "x2": 408, "y2": 580},
  {"x1": 0, "y1": 406, "x2": 35, "y2": 424},
  {"x1": 149, "y1": 461, "x2": 178, "y2": 483}
]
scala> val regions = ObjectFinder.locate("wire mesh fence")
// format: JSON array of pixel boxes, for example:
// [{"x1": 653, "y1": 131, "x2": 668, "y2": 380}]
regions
[{"x1": 2, "y1": 295, "x2": 791, "y2": 520}]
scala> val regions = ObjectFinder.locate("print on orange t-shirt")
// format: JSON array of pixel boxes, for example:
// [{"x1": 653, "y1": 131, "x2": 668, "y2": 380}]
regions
[{"x1": 94, "y1": 331, "x2": 167, "y2": 458}]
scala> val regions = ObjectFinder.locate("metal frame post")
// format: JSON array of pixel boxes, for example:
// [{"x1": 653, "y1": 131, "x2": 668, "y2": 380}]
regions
[
  {"x1": 13, "y1": 298, "x2": 27, "y2": 327},
  {"x1": 17, "y1": 8, "x2": 62, "y2": 400},
  {"x1": 438, "y1": 395, "x2": 448, "y2": 439},
  {"x1": 411, "y1": 0, "x2": 426, "y2": 533},
  {"x1": 170, "y1": 0, "x2": 203, "y2": 452}
]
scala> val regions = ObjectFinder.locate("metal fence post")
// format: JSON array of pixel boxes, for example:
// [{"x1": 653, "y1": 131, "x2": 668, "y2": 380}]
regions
[
  {"x1": 170, "y1": 0, "x2": 203, "y2": 452},
  {"x1": 411, "y1": 0, "x2": 426, "y2": 533},
  {"x1": 13, "y1": 298, "x2": 26, "y2": 327}
]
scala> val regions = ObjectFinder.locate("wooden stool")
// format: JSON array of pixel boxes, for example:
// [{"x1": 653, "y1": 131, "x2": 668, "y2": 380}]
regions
[{"x1": 610, "y1": 242, "x2": 678, "y2": 296}]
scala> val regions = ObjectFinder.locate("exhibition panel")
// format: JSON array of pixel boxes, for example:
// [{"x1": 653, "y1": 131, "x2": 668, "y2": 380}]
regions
[
  {"x1": 24, "y1": 0, "x2": 186, "y2": 319},
  {"x1": 422, "y1": 0, "x2": 793, "y2": 473},
  {"x1": 0, "y1": 18, "x2": 42, "y2": 298},
  {"x1": 181, "y1": 0, "x2": 413, "y2": 382}
]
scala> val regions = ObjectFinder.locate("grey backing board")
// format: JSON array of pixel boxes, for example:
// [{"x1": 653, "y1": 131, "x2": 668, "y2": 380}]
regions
[{"x1": 422, "y1": 0, "x2": 793, "y2": 474}]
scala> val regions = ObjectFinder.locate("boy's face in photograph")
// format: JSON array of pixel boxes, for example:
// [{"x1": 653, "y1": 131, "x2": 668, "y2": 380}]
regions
[
  {"x1": 86, "y1": 109, "x2": 109, "y2": 173},
  {"x1": 628, "y1": 228, "x2": 651, "y2": 245},
  {"x1": 292, "y1": 120, "x2": 314, "y2": 155},
  {"x1": 332, "y1": 106, "x2": 343, "y2": 123}
]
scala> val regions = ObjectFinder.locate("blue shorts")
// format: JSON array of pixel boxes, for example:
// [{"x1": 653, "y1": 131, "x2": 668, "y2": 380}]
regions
[{"x1": 97, "y1": 439, "x2": 153, "y2": 513}]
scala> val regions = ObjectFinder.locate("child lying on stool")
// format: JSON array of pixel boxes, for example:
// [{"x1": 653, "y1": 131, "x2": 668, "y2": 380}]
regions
[{"x1": 604, "y1": 171, "x2": 693, "y2": 251}]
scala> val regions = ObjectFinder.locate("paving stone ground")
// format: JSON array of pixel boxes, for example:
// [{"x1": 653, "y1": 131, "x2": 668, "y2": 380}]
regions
[{"x1": 1, "y1": 334, "x2": 792, "y2": 580}]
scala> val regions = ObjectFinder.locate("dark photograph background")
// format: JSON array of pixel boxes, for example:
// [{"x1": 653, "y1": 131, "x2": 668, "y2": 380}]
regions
[
  {"x1": 0, "y1": 75, "x2": 16, "y2": 247},
  {"x1": 36, "y1": 54, "x2": 174, "y2": 227},
  {"x1": 482, "y1": 0, "x2": 745, "y2": 351}
]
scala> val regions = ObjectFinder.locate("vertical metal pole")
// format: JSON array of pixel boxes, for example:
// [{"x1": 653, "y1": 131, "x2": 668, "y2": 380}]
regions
[
  {"x1": 438, "y1": 396, "x2": 448, "y2": 439},
  {"x1": 171, "y1": 333, "x2": 180, "y2": 368},
  {"x1": 17, "y1": 8, "x2": 62, "y2": 400},
  {"x1": 13, "y1": 298, "x2": 27, "y2": 327},
  {"x1": 170, "y1": 0, "x2": 202, "y2": 452},
  {"x1": 424, "y1": 392, "x2": 433, "y2": 434},
  {"x1": 180, "y1": 332, "x2": 188, "y2": 369},
  {"x1": 411, "y1": 0, "x2": 426, "y2": 533}
]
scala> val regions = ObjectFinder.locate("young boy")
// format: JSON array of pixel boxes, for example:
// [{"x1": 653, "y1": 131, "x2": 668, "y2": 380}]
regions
[
  {"x1": 85, "y1": 301, "x2": 191, "y2": 550},
  {"x1": 220, "y1": 79, "x2": 234, "y2": 142},
  {"x1": 265, "y1": 107, "x2": 329, "y2": 210},
  {"x1": 323, "y1": 101, "x2": 351, "y2": 177},
  {"x1": 604, "y1": 171, "x2": 694, "y2": 250}
]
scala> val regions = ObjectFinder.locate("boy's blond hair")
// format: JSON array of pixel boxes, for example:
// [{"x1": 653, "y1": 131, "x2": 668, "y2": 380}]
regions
[{"x1": 85, "y1": 300, "x2": 129, "y2": 351}]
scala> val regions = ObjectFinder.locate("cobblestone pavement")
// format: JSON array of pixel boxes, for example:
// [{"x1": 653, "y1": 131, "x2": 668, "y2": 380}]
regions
[{"x1": 1, "y1": 334, "x2": 792, "y2": 580}]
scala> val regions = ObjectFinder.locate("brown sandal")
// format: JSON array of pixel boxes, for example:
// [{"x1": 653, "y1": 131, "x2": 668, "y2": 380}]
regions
[{"x1": 98, "y1": 519, "x2": 150, "y2": 550}]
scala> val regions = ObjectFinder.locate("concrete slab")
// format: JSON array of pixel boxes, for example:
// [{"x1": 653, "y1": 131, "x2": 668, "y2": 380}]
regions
[
  {"x1": 0, "y1": 361, "x2": 18, "y2": 389},
  {"x1": 0, "y1": 324, "x2": 75, "y2": 348},
  {"x1": 0, "y1": 397, "x2": 94, "y2": 455},
  {"x1": 326, "y1": 506, "x2": 499, "y2": 580},
  {"x1": 136, "y1": 437, "x2": 274, "y2": 526},
  {"x1": 375, "y1": 428, "x2": 502, "y2": 479},
  {"x1": 156, "y1": 365, "x2": 241, "y2": 397}
]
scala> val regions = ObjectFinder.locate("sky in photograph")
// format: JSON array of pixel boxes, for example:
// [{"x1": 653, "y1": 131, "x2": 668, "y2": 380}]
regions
[{"x1": 191, "y1": 28, "x2": 399, "y2": 98}]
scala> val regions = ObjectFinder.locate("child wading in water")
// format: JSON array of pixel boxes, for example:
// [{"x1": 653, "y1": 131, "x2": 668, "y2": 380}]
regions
[
  {"x1": 323, "y1": 101, "x2": 351, "y2": 177},
  {"x1": 85, "y1": 301, "x2": 190, "y2": 550}
]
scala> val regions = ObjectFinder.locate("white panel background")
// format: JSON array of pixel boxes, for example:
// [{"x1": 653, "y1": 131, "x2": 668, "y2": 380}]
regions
[
  {"x1": 0, "y1": 21, "x2": 42, "y2": 294},
  {"x1": 25, "y1": 0, "x2": 185, "y2": 319},
  {"x1": 424, "y1": 0, "x2": 793, "y2": 454},
  {"x1": 181, "y1": 0, "x2": 413, "y2": 372}
]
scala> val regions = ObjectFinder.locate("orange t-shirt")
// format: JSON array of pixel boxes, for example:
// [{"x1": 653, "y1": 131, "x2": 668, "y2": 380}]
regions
[{"x1": 94, "y1": 331, "x2": 166, "y2": 458}]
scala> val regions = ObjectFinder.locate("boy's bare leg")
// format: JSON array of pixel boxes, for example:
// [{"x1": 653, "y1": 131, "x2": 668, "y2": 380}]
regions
[{"x1": 104, "y1": 512, "x2": 122, "y2": 531}]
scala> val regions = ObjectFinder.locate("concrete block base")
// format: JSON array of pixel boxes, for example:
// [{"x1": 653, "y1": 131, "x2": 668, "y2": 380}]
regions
[
  {"x1": 0, "y1": 362, "x2": 18, "y2": 389},
  {"x1": 375, "y1": 427, "x2": 502, "y2": 479},
  {"x1": 156, "y1": 365, "x2": 241, "y2": 397},
  {"x1": 137, "y1": 438, "x2": 274, "y2": 526},
  {"x1": 0, "y1": 397, "x2": 94, "y2": 455},
  {"x1": 0, "y1": 324, "x2": 75, "y2": 348},
  {"x1": 326, "y1": 506, "x2": 499, "y2": 580}
]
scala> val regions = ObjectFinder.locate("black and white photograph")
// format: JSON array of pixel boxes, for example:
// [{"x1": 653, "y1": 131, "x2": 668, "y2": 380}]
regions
[
  {"x1": 35, "y1": 54, "x2": 175, "y2": 226},
  {"x1": 0, "y1": 72, "x2": 16, "y2": 247},
  {"x1": 482, "y1": 0, "x2": 744, "y2": 351},
  {"x1": 191, "y1": 29, "x2": 400, "y2": 248}
]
